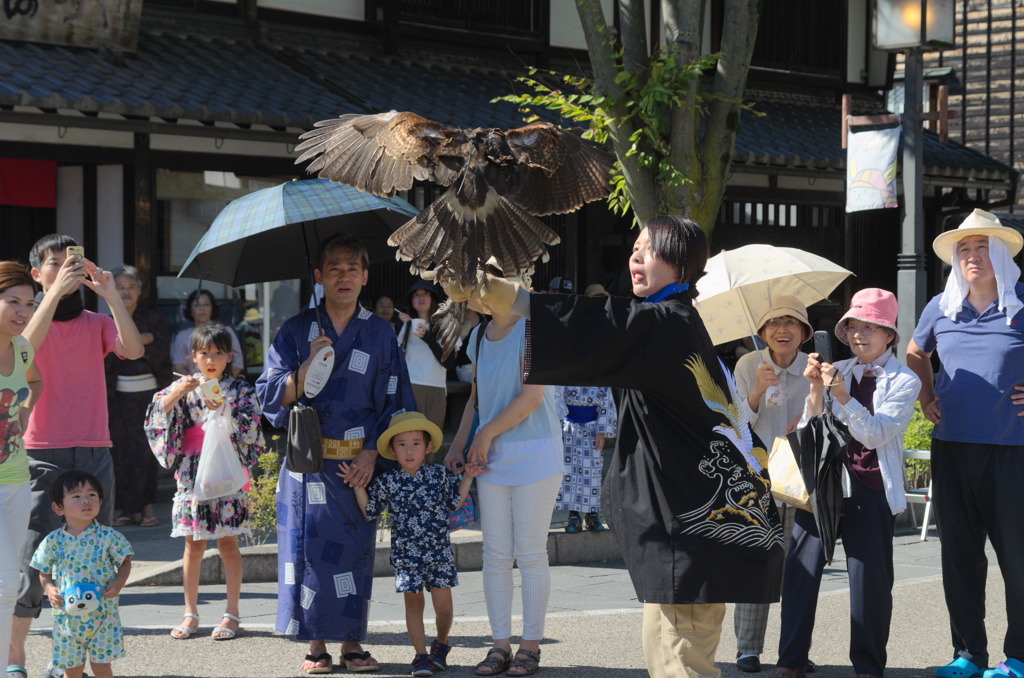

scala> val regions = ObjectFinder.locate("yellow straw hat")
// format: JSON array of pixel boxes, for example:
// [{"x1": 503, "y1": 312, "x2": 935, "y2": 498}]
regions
[
  {"x1": 375, "y1": 411, "x2": 443, "y2": 460},
  {"x1": 932, "y1": 209, "x2": 1022, "y2": 263}
]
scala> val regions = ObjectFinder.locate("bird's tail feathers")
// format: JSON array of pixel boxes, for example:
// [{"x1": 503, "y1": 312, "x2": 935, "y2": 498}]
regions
[
  {"x1": 388, "y1": 200, "x2": 459, "y2": 274},
  {"x1": 432, "y1": 298, "x2": 466, "y2": 362},
  {"x1": 478, "y1": 194, "x2": 557, "y2": 281}
]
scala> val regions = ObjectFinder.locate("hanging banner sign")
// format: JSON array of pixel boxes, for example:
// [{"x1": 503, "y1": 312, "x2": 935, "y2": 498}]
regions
[
  {"x1": 846, "y1": 124, "x2": 901, "y2": 213},
  {"x1": 0, "y1": 0, "x2": 143, "y2": 52}
]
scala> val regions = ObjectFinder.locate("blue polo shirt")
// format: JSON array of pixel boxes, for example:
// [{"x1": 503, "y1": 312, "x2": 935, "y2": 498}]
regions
[{"x1": 912, "y1": 282, "x2": 1024, "y2": 445}]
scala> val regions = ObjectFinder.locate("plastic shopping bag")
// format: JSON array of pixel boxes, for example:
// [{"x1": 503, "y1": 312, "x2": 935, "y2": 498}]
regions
[{"x1": 193, "y1": 402, "x2": 248, "y2": 501}]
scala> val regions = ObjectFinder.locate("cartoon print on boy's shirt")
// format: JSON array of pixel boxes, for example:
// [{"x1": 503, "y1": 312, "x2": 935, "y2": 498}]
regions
[
  {"x1": 675, "y1": 354, "x2": 783, "y2": 550},
  {"x1": 0, "y1": 386, "x2": 29, "y2": 463}
]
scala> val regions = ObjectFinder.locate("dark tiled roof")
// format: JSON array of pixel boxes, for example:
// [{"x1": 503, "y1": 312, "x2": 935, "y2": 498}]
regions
[
  {"x1": 996, "y1": 213, "x2": 1024, "y2": 232},
  {"x1": 0, "y1": 11, "x2": 1014, "y2": 185},
  {"x1": 278, "y1": 43, "x2": 537, "y2": 130},
  {"x1": 737, "y1": 100, "x2": 1014, "y2": 181},
  {"x1": 0, "y1": 15, "x2": 354, "y2": 127}
]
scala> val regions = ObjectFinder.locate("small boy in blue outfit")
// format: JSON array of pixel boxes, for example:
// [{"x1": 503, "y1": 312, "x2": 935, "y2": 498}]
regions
[
  {"x1": 344, "y1": 411, "x2": 483, "y2": 678},
  {"x1": 31, "y1": 470, "x2": 133, "y2": 678}
]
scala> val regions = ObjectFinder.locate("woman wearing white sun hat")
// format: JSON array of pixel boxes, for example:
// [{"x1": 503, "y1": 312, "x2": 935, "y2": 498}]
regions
[
  {"x1": 907, "y1": 209, "x2": 1024, "y2": 678},
  {"x1": 731, "y1": 297, "x2": 814, "y2": 674}
]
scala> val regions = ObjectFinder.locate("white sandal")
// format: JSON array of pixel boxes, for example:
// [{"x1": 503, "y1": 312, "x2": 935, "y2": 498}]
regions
[
  {"x1": 211, "y1": 613, "x2": 240, "y2": 640},
  {"x1": 170, "y1": 612, "x2": 199, "y2": 639}
]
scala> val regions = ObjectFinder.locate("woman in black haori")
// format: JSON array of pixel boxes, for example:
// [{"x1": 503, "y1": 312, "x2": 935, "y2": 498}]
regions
[{"x1": 446, "y1": 215, "x2": 784, "y2": 678}]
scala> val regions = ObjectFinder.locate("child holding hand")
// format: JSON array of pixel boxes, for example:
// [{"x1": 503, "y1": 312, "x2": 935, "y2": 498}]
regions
[
  {"x1": 31, "y1": 470, "x2": 133, "y2": 678},
  {"x1": 145, "y1": 322, "x2": 265, "y2": 641},
  {"x1": 343, "y1": 411, "x2": 484, "y2": 677}
]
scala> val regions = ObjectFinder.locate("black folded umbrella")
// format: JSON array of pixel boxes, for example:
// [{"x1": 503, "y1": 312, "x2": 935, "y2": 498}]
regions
[{"x1": 786, "y1": 395, "x2": 851, "y2": 564}]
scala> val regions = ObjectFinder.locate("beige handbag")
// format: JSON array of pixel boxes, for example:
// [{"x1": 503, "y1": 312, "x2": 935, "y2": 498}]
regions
[{"x1": 768, "y1": 436, "x2": 812, "y2": 512}]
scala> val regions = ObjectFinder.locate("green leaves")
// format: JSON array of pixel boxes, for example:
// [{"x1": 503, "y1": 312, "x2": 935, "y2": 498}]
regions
[
  {"x1": 244, "y1": 448, "x2": 282, "y2": 546},
  {"x1": 495, "y1": 46, "x2": 736, "y2": 219}
]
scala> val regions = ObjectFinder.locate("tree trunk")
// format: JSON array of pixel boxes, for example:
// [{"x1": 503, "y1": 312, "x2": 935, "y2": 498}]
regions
[
  {"x1": 576, "y1": 0, "x2": 659, "y2": 224},
  {"x1": 575, "y1": 0, "x2": 760, "y2": 234}
]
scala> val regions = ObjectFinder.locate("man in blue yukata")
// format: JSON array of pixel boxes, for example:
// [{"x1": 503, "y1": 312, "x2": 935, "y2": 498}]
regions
[{"x1": 256, "y1": 233, "x2": 415, "y2": 674}]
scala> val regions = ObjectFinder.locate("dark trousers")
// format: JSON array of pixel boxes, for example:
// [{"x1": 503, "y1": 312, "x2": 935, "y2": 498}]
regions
[
  {"x1": 109, "y1": 389, "x2": 159, "y2": 516},
  {"x1": 932, "y1": 439, "x2": 1024, "y2": 667},
  {"x1": 777, "y1": 479, "x2": 895, "y2": 677}
]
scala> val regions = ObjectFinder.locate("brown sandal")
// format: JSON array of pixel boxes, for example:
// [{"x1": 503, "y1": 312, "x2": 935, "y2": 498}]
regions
[
  {"x1": 508, "y1": 648, "x2": 541, "y2": 676},
  {"x1": 475, "y1": 647, "x2": 511, "y2": 676}
]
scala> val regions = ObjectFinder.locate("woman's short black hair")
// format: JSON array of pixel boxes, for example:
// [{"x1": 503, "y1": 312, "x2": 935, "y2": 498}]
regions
[
  {"x1": 189, "y1": 322, "x2": 233, "y2": 360},
  {"x1": 644, "y1": 215, "x2": 708, "y2": 300},
  {"x1": 50, "y1": 469, "x2": 104, "y2": 507},
  {"x1": 183, "y1": 289, "x2": 219, "y2": 323}
]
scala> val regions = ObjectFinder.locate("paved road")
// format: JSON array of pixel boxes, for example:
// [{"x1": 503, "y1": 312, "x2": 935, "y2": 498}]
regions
[{"x1": 21, "y1": 532, "x2": 1009, "y2": 678}]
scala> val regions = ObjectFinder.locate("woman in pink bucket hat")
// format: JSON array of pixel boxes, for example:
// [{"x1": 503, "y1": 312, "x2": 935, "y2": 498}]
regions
[
  {"x1": 771, "y1": 288, "x2": 920, "y2": 678},
  {"x1": 907, "y1": 209, "x2": 1024, "y2": 678}
]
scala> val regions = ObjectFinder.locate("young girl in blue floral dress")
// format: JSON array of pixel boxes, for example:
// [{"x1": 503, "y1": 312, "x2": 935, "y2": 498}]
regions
[{"x1": 145, "y1": 323, "x2": 265, "y2": 641}]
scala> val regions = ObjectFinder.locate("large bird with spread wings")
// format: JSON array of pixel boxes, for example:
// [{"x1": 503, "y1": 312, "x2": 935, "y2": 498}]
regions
[{"x1": 294, "y1": 110, "x2": 613, "y2": 354}]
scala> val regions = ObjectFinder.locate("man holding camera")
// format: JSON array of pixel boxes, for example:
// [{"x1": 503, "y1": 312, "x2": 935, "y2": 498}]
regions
[{"x1": 7, "y1": 234, "x2": 142, "y2": 677}]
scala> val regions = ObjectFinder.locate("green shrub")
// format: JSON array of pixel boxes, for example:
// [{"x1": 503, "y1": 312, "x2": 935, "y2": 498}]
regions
[
  {"x1": 245, "y1": 446, "x2": 282, "y2": 547},
  {"x1": 902, "y1": 402, "x2": 933, "y2": 489}
]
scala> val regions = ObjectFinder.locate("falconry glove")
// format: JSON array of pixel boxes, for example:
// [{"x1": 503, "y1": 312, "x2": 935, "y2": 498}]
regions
[
  {"x1": 471, "y1": 274, "x2": 520, "y2": 316},
  {"x1": 440, "y1": 270, "x2": 485, "y2": 304}
]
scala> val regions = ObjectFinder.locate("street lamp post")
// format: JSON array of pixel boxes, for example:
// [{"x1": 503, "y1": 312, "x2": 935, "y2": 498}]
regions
[
  {"x1": 872, "y1": 0, "x2": 954, "y2": 357},
  {"x1": 897, "y1": 48, "x2": 926, "y2": 359}
]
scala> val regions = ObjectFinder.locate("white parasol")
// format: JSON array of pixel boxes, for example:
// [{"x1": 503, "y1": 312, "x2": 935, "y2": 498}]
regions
[{"x1": 695, "y1": 244, "x2": 853, "y2": 346}]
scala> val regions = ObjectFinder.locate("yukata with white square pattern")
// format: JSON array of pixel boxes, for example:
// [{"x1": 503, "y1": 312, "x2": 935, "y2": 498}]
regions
[
  {"x1": 553, "y1": 386, "x2": 617, "y2": 513},
  {"x1": 30, "y1": 523, "x2": 133, "y2": 669},
  {"x1": 363, "y1": 464, "x2": 463, "y2": 593},
  {"x1": 256, "y1": 303, "x2": 415, "y2": 642}
]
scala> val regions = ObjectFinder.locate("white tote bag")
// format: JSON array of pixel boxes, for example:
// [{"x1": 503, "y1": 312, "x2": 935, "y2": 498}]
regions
[{"x1": 192, "y1": 402, "x2": 247, "y2": 501}]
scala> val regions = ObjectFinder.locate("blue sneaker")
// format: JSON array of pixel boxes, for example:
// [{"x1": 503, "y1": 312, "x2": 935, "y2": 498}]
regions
[
  {"x1": 983, "y1": 659, "x2": 1024, "y2": 678},
  {"x1": 937, "y1": 657, "x2": 984, "y2": 678},
  {"x1": 429, "y1": 638, "x2": 452, "y2": 671},
  {"x1": 412, "y1": 653, "x2": 434, "y2": 677}
]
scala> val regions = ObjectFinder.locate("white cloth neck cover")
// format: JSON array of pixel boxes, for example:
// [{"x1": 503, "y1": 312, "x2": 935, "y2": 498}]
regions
[{"x1": 938, "y1": 236, "x2": 1022, "y2": 325}]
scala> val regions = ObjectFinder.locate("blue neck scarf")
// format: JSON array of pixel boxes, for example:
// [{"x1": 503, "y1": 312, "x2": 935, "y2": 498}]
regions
[{"x1": 643, "y1": 282, "x2": 689, "y2": 304}]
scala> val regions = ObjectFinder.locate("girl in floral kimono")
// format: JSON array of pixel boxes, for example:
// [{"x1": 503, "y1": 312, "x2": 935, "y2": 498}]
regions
[{"x1": 145, "y1": 323, "x2": 265, "y2": 642}]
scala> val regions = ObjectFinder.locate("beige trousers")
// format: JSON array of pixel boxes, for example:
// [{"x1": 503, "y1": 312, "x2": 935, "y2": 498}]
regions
[{"x1": 642, "y1": 602, "x2": 726, "y2": 678}]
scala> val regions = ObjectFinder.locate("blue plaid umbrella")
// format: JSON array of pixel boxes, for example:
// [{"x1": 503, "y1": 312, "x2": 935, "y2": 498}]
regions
[{"x1": 178, "y1": 178, "x2": 419, "y2": 286}]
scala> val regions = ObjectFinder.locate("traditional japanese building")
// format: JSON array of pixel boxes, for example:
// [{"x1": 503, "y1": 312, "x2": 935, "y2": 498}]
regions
[{"x1": 0, "y1": 0, "x2": 1016, "y2": 376}]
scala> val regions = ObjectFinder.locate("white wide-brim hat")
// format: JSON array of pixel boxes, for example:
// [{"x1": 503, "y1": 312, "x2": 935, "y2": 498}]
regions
[{"x1": 932, "y1": 209, "x2": 1023, "y2": 263}]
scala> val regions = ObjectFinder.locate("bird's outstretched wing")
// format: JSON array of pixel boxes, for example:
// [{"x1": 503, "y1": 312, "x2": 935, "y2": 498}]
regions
[
  {"x1": 294, "y1": 111, "x2": 464, "y2": 196},
  {"x1": 506, "y1": 123, "x2": 615, "y2": 216}
]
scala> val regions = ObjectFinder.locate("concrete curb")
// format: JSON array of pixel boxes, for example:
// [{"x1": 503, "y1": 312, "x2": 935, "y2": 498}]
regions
[{"x1": 128, "y1": 528, "x2": 622, "y2": 587}]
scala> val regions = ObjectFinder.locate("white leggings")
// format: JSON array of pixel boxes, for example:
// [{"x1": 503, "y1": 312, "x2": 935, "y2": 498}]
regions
[
  {"x1": 1, "y1": 482, "x2": 30, "y2": 671},
  {"x1": 477, "y1": 473, "x2": 562, "y2": 642}
]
